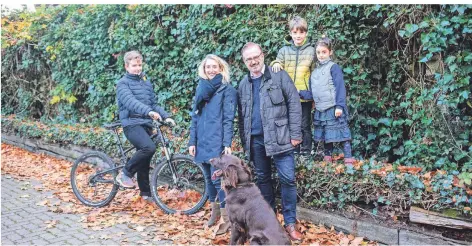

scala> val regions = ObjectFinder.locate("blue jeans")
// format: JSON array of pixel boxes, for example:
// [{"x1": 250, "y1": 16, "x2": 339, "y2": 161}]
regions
[
  {"x1": 250, "y1": 135, "x2": 297, "y2": 225},
  {"x1": 202, "y1": 162, "x2": 226, "y2": 208}
]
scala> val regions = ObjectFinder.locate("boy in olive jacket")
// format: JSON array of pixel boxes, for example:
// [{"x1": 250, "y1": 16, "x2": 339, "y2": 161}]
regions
[{"x1": 271, "y1": 16, "x2": 316, "y2": 155}]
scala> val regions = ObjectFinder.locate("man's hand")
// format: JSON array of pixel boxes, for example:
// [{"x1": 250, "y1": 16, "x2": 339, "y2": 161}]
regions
[
  {"x1": 189, "y1": 146, "x2": 196, "y2": 157},
  {"x1": 291, "y1": 139, "x2": 302, "y2": 147},
  {"x1": 272, "y1": 63, "x2": 283, "y2": 73},
  {"x1": 148, "y1": 111, "x2": 162, "y2": 121},
  {"x1": 224, "y1": 147, "x2": 232, "y2": 155},
  {"x1": 164, "y1": 118, "x2": 176, "y2": 126},
  {"x1": 335, "y1": 108, "x2": 343, "y2": 118}
]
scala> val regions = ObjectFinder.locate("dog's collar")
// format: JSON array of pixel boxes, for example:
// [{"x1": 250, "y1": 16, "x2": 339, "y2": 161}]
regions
[
  {"x1": 225, "y1": 182, "x2": 255, "y2": 193},
  {"x1": 236, "y1": 182, "x2": 254, "y2": 188}
]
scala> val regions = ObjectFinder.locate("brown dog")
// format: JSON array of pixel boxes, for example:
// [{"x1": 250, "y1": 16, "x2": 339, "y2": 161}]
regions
[{"x1": 210, "y1": 154, "x2": 291, "y2": 245}]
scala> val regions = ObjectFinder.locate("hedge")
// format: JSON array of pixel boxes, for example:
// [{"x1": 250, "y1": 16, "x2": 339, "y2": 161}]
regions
[{"x1": 1, "y1": 4, "x2": 471, "y2": 213}]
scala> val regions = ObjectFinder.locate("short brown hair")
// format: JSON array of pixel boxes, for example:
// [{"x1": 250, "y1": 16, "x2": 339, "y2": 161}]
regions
[
  {"x1": 123, "y1": 50, "x2": 143, "y2": 65},
  {"x1": 316, "y1": 35, "x2": 333, "y2": 51},
  {"x1": 289, "y1": 16, "x2": 308, "y2": 32}
]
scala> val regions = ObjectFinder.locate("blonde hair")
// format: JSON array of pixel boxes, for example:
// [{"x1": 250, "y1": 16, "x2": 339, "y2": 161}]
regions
[
  {"x1": 289, "y1": 16, "x2": 308, "y2": 32},
  {"x1": 198, "y1": 54, "x2": 231, "y2": 84},
  {"x1": 124, "y1": 50, "x2": 143, "y2": 65}
]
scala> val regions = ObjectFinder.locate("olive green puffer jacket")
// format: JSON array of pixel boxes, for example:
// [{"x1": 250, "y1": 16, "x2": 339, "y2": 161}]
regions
[{"x1": 270, "y1": 36, "x2": 316, "y2": 102}]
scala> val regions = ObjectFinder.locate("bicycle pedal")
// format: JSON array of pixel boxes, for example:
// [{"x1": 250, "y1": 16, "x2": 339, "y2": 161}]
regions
[{"x1": 119, "y1": 186, "x2": 136, "y2": 190}]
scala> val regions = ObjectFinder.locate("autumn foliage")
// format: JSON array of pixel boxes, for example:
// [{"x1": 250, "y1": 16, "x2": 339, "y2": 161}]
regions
[{"x1": 2, "y1": 143, "x2": 375, "y2": 245}]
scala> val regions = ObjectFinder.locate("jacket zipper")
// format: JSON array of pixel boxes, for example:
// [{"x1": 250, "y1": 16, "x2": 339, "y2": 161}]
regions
[{"x1": 293, "y1": 47, "x2": 300, "y2": 87}]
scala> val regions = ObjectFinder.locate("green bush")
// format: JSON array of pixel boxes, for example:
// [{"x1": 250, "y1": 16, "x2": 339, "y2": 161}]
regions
[
  {"x1": 2, "y1": 5, "x2": 471, "y2": 208},
  {"x1": 2, "y1": 115, "x2": 470, "y2": 215}
]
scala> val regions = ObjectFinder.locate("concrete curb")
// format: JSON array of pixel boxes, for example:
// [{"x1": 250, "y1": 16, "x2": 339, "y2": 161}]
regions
[{"x1": 297, "y1": 205, "x2": 467, "y2": 245}]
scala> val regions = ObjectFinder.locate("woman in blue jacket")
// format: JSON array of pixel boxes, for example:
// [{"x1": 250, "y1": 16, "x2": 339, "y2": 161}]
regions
[{"x1": 188, "y1": 54, "x2": 237, "y2": 235}]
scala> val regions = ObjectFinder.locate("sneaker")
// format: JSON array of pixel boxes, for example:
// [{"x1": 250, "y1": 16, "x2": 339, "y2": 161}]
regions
[
  {"x1": 116, "y1": 171, "x2": 135, "y2": 188},
  {"x1": 141, "y1": 195, "x2": 153, "y2": 202}
]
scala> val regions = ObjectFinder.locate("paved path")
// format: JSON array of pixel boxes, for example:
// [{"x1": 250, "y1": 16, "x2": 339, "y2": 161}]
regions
[{"x1": 1, "y1": 175, "x2": 170, "y2": 245}]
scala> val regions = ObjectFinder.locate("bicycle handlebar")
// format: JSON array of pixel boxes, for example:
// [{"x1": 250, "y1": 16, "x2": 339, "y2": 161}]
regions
[{"x1": 152, "y1": 119, "x2": 173, "y2": 128}]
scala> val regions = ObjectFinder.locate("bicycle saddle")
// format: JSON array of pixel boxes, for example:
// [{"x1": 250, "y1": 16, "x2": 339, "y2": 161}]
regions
[{"x1": 103, "y1": 121, "x2": 122, "y2": 129}]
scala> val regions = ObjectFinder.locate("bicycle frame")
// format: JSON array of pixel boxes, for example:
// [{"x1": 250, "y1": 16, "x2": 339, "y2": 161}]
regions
[{"x1": 89, "y1": 121, "x2": 179, "y2": 184}]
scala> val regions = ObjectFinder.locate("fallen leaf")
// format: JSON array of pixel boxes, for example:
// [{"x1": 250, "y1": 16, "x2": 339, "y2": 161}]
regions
[
  {"x1": 99, "y1": 235, "x2": 111, "y2": 240},
  {"x1": 135, "y1": 226, "x2": 145, "y2": 232},
  {"x1": 350, "y1": 236, "x2": 364, "y2": 246}
]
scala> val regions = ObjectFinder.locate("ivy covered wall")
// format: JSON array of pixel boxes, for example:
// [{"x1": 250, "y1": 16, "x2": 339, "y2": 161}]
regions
[{"x1": 2, "y1": 4, "x2": 471, "y2": 172}]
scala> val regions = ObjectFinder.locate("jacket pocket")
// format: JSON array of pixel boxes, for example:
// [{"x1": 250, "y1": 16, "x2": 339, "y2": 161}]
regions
[
  {"x1": 268, "y1": 87, "x2": 284, "y2": 105},
  {"x1": 274, "y1": 118, "x2": 290, "y2": 145}
]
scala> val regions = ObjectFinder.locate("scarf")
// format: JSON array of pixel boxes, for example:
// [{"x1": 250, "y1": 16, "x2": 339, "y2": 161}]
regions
[{"x1": 193, "y1": 74, "x2": 223, "y2": 115}]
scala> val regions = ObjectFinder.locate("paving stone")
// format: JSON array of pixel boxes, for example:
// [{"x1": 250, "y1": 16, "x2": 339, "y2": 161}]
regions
[
  {"x1": 48, "y1": 235, "x2": 76, "y2": 243},
  {"x1": 39, "y1": 232, "x2": 57, "y2": 240},
  {"x1": 30, "y1": 238, "x2": 50, "y2": 245},
  {"x1": 7, "y1": 232, "x2": 24, "y2": 241},
  {"x1": 12, "y1": 235, "x2": 42, "y2": 244},
  {"x1": 1, "y1": 175, "x2": 168, "y2": 245},
  {"x1": 66, "y1": 238, "x2": 85, "y2": 245},
  {"x1": 1, "y1": 239, "x2": 14, "y2": 245},
  {"x1": 71, "y1": 232, "x2": 89, "y2": 240},
  {"x1": 22, "y1": 223, "x2": 42, "y2": 231}
]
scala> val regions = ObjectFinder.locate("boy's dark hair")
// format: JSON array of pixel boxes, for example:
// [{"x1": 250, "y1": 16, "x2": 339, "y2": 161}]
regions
[
  {"x1": 316, "y1": 35, "x2": 333, "y2": 50},
  {"x1": 288, "y1": 16, "x2": 308, "y2": 32}
]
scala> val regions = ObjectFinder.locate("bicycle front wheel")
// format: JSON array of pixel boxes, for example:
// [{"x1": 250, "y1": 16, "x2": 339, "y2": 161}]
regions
[
  {"x1": 70, "y1": 151, "x2": 119, "y2": 207},
  {"x1": 151, "y1": 155, "x2": 208, "y2": 214}
]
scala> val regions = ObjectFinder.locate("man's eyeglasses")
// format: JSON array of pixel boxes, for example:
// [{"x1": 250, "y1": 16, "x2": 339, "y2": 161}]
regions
[{"x1": 244, "y1": 52, "x2": 263, "y2": 63}]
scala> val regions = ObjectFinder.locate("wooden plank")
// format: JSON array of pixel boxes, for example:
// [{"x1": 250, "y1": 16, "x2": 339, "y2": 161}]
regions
[{"x1": 409, "y1": 206, "x2": 472, "y2": 230}]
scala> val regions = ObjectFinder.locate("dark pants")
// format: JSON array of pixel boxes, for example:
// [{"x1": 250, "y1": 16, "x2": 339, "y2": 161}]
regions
[
  {"x1": 202, "y1": 162, "x2": 226, "y2": 208},
  {"x1": 123, "y1": 124, "x2": 156, "y2": 197},
  {"x1": 300, "y1": 101, "x2": 313, "y2": 153},
  {"x1": 324, "y1": 141, "x2": 353, "y2": 158},
  {"x1": 250, "y1": 135, "x2": 297, "y2": 225}
]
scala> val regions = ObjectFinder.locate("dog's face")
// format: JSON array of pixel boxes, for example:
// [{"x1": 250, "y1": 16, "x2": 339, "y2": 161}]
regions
[{"x1": 210, "y1": 154, "x2": 252, "y2": 191}]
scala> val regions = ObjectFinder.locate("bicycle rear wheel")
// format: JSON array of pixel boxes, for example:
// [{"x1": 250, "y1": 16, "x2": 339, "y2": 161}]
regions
[
  {"x1": 151, "y1": 155, "x2": 208, "y2": 214},
  {"x1": 70, "y1": 151, "x2": 119, "y2": 207}
]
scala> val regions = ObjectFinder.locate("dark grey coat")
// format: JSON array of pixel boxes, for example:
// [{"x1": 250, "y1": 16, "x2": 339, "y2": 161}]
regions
[
  {"x1": 116, "y1": 73, "x2": 169, "y2": 127},
  {"x1": 237, "y1": 65, "x2": 302, "y2": 157}
]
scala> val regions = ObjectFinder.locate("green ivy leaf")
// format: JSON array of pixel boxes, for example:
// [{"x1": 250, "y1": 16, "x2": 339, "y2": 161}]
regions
[{"x1": 405, "y1": 23, "x2": 419, "y2": 36}]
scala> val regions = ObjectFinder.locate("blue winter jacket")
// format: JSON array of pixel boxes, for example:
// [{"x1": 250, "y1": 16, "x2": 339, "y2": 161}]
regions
[
  {"x1": 116, "y1": 73, "x2": 169, "y2": 127},
  {"x1": 188, "y1": 81, "x2": 237, "y2": 163}
]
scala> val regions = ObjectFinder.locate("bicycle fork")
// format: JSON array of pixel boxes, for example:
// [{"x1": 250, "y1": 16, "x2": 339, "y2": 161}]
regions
[{"x1": 162, "y1": 145, "x2": 179, "y2": 183}]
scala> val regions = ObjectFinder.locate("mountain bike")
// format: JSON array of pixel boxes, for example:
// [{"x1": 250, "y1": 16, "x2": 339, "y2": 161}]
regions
[{"x1": 70, "y1": 120, "x2": 208, "y2": 214}]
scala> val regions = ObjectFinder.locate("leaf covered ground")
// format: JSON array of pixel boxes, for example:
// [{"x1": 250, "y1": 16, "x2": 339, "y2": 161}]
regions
[{"x1": 1, "y1": 143, "x2": 376, "y2": 245}]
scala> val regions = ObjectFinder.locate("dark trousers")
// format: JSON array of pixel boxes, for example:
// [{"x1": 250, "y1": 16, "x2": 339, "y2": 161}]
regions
[
  {"x1": 300, "y1": 101, "x2": 313, "y2": 153},
  {"x1": 202, "y1": 162, "x2": 226, "y2": 208},
  {"x1": 123, "y1": 124, "x2": 156, "y2": 197},
  {"x1": 250, "y1": 135, "x2": 297, "y2": 225}
]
